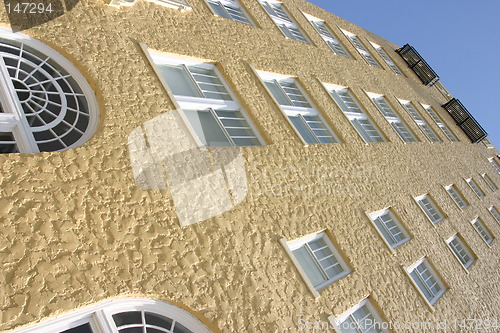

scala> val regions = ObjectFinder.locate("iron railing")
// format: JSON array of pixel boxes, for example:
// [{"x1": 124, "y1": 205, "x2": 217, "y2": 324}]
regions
[
  {"x1": 396, "y1": 44, "x2": 439, "y2": 86},
  {"x1": 442, "y1": 98, "x2": 487, "y2": 143}
]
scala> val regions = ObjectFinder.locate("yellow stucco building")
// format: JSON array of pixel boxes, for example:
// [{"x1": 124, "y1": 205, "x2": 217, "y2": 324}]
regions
[{"x1": 0, "y1": 0, "x2": 499, "y2": 332}]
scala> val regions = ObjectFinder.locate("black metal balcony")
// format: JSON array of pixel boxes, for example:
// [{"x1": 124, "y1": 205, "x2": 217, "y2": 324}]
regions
[
  {"x1": 396, "y1": 44, "x2": 439, "y2": 86},
  {"x1": 442, "y1": 98, "x2": 487, "y2": 143}
]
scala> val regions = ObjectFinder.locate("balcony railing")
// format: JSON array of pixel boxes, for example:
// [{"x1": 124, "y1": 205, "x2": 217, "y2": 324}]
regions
[
  {"x1": 396, "y1": 44, "x2": 439, "y2": 86},
  {"x1": 442, "y1": 98, "x2": 487, "y2": 143}
]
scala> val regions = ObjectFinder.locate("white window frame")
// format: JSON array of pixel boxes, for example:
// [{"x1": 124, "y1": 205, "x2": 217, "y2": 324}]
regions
[
  {"x1": 367, "y1": 93, "x2": 417, "y2": 143},
  {"x1": 369, "y1": 42, "x2": 404, "y2": 76},
  {"x1": 110, "y1": 0, "x2": 191, "y2": 10},
  {"x1": 481, "y1": 173, "x2": 498, "y2": 191},
  {"x1": 444, "y1": 184, "x2": 468, "y2": 210},
  {"x1": 303, "y1": 13, "x2": 350, "y2": 58},
  {"x1": 414, "y1": 194, "x2": 445, "y2": 224},
  {"x1": 258, "y1": 0, "x2": 310, "y2": 44},
  {"x1": 10, "y1": 297, "x2": 212, "y2": 333},
  {"x1": 481, "y1": 138, "x2": 494, "y2": 149},
  {"x1": 143, "y1": 49, "x2": 264, "y2": 147},
  {"x1": 445, "y1": 234, "x2": 475, "y2": 270},
  {"x1": 341, "y1": 30, "x2": 381, "y2": 68},
  {"x1": 465, "y1": 178, "x2": 485, "y2": 199},
  {"x1": 489, "y1": 206, "x2": 500, "y2": 223},
  {"x1": 205, "y1": 0, "x2": 255, "y2": 25},
  {"x1": 421, "y1": 104, "x2": 458, "y2": 142},
  {"x1": 366, "y1": 208, "x2": 411, "y2": 251},
  {"x1": 471, "y1": 218, "x2": 494, "y2": 245},
  {"x1": 488, "y1": 157, "x2": 500, "y2": 174},
  {"x1": 405, "y1": 257, "x2": 446, "y2": 308},
  {"x1": 330, "y1": 298, "x2": 389, "y2": 333},
  {"x1": 280, "y1": 231, "x2": 351, "y2": 297},
  {"x1": 322, "y1": 83, "x2": 386, "y2": 143},
  {"x1": 398, "y1": 99, "x2": 441, "y2": 142},
  {"x1": 255, "y1": 70, "x2": 339, "y2": 145}
]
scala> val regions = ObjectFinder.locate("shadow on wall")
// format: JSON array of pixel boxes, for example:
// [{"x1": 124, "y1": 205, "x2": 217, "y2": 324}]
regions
[
  {"x1": 128, "y1": 110, "x2": 248, "y2": 227},
  {"x1": 3, "y1": 0, "x2": 80, "y2": 30}
]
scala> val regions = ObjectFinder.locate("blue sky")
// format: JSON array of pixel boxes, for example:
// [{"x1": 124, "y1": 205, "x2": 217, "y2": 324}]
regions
[{"x1": 308, "y1": 0, "x2": 500, "y2": 148}]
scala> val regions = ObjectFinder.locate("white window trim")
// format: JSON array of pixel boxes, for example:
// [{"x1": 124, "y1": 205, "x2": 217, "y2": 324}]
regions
[
  {"x1": 369, "y1": 41, "x2": 404, "y2": 76},
  {"x1": 465, "y1": 177, "x2": 485, "y2": 199},
  {"x1": 205, "y1": 0, "x2": 255, "y2": 26},
  {"x1": 329, "y1": 297, "x2": 389, "y2": 333},
  {"x1": 471, "y1": 218, "x2": 494, "y2": 246},
  {"x1": 443, "y1": 184, "x2": 468, "y2": 210},
  {"x1": 403, "y1": 257, "x2": 447, "y2": 311},
  {"x1": 488, "y1": 157, "x2": 500, "y2": 174},
  {"x1": 421, "y1": 103, "x2": 458, "y2": 142},
  {"x1": 365, "y1": 208, "x2": 411, "y2": 252},
  {"x1": 398, "y1": 99, "x2": 441, "y2": 143},
  {"x1": 445, "y1": 234, "x2": 475, "y2": 271},
  {"x1": 302, "y1": 13, "x2": 350, "y2": 58},
  {"x1": 489, "y1": 206, "x2": 500, "y2": 223},
  {"x1": 10, "y1": 297, "x2": 212, "y2": 333},
  {"x1": 109, "y1": 0, "x2": 191, "y2": 10},
  {"x1": 340, "y1": 29, "x2": 381, "y2": 68},
  {"x1": 414, "y1": 194, "x2": 445, "y2": 224},
  {"x1": 481, "y1": 173, "x2": 498, "y2": 191},
  {"x1": 141, "y1": 45, "x2": 265, "y2": 147}
]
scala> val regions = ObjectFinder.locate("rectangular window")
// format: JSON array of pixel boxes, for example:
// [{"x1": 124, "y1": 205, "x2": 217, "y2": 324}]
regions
[
  {"x1": 489, "y1": 157, "x2": 500, "y2": 174},
  {"x1": 206, "y1": 0, "x2": 254, "y2": 25},
  {"x1": 489, "y1": 206, "x2": 500, "y2": 223},
  {"x1": 398, "y1": 99, "x2": 441, "y2": 142},
  {"x1": 415, "y1": 194, "x2": 445, "y2": 224},
  {"x1": 466, "y1": 178, "x2": 485, "y2": 199},
  {"x1": 471, "y1": 218, "x2": 494, "y2": 244},
  {"x1": 446, "y1": 234, "x2": 475, "y2": 269},
  {"x1": 147, "y1": 52, "x2": 264, "y2": 147},
  {"x1": 324, "y1": 84, "x2": 385, "y2": 143},
  {"x1": 333, "y1": 298, "x2": 389, "y2": 333},
  {"x1": 259, "y1": 1, "x2": 310, "y2": 44},
  {"x1": 341, "y1": 30, "x2": 381, "y2": 68},
  {"x1": 368, "y1": 94, "x2": 417, "y2": 142},
  {"x1": 304, "y1": 14, "x2": 350, "y2": 57},
  {"x1": 368, "y1": 208, "x2": 410, "y2": 249},
  {"x1": 444, "y1": 184, "x2": 468, "y2": 209},
  {"x1": 370, "y1": 42, "x2": 403, "y2": 76},
  {"x1": 406, "y1": 258, "x2": 446, "y2": 306},
  {"x1": 482, "y1": 174, "x2": 498, "y2": 191},
  {"x1": 257, "y1": 72, "x2": 339, "y2": 145},
  {"x1": 421, "y1": 104, "x2": 458, "y2": 142},
  {"x1": 284, "y1": 231, "x2": 351, "y2": 291}
]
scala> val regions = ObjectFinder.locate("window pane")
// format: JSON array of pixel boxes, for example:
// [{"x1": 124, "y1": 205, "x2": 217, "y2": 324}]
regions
[
  {"x1": 339, "y1": 317, "x2": 360, "y2": 333},
  {"x1": 0, "y1": 132, "x2": 19, "y2": 153},
  {"x1": 60, "y1": 323, "x2": 94, "y2": 333},
  {"x1": 265, "y1": 81, "x2": 292, "y2": 106},
  {"x1": 145, "y1": 312, "x2": 173, "y2": 330},
  {"x1": 157, "y1": 65, "x2": 202, "y2": 98},
  {"x1": 173, "y1": 322, "x2": 194, "y2": 333},
  {"x1": 292, "y1": 246, "x2": 325, "y2": 287},
  {"x1": 113, "y1": 311, "x2": 142, "y2": 327},
  {"x1": 208, "y1": 1, "x2": 230, "y2": 19},
  {"x1": 184, "y1": 110, "x2": 231, "y2": 146},
  {"x1": 289, "y1": 115, "x2": 317, "y2": 144},
  {"x1": 410, "y1": 270, "x2": 432, "y2": 301},
  {"x1": 189, "y1": 67, "x2": 232, "y2": 101}
]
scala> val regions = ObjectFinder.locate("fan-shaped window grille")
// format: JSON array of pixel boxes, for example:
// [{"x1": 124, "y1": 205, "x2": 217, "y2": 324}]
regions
[{"x1": 0, "y1": 28, "x2": 98, "y2": 153}]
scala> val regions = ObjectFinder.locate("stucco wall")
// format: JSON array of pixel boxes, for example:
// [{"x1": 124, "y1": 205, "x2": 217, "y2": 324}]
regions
[{"x1": 0, "y1": 0, "x2": 499, "y2": 332}]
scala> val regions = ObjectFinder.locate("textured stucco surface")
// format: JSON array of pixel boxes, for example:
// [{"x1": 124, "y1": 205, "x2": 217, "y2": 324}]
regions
[{"x1": 0, "y1": 0, "x2": 499, "y2": 332}]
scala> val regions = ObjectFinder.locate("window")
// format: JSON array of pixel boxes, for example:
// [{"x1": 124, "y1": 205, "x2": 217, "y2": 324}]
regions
[
  {"x1": 444, "y1": 184, "x2": 468, "y2": 209},
  {"x1": 370, "y1": 42, "x2": 403, "y2": 75},
  {"x1": 332, "y1": 298, "x2": 389, "y2": 333},
  {"x1": 482, "y1": 173, "x2": 498, "y2": 191},
  {"x1": 398, "y1": 100, "x2": 441, "y2": 142},
  {"x1": 446, "y1": 234, "x2": 475, "y2": 269},
  {"x1": 147, "y1": 52, "x2": 263, "y2": 147},
  {"x1": 466, "y1": 178, "x2": 485, "y2": 199},
  {"x1": 489, "y1": 157, "x2": 500, "y2": 174},
  {"x1": 0, "y1": 28, "x2": 99, "y2": 153},
  {"x1": 367, "y1": 208, "x2": 410, "y2": 249},
  {"x1": 206, "y1": 0, "x2": 254, "y2": 25},
  {"x1": 482, "y1": 138, "x2": 494, "y2": 149},
  {"x1": 406, "y1": 258, "x2": 446, "y2": 306},
  {"x1": 341, "y1": 30, "x2": 381, "y2": 68},
  {"x1": 282, "y1": 231, "x2": 351, "y2": 293},
  {"x1": 415, "y1": 194, "x2": 444, "y2": 224},
  {"x1": 368, "y1": 94, "x2": 417, "y2": 142},
  {"x1": 10, "y1": 297, "x2": 212, "y2": 333},
  {"x1": 259, "y1": 1, "x2": 310, "y2": 44},
  {"x1": 471, "y1": 218, "x2": 493, "y2": 245},
  {"x1": 489, "y1": 206, "x2": 500, "y2": 223},
  {"x1": 258, "y1": 72, "x2": 339, "y2": 144},
  {"x1": 304, "y1": 14, "x2": 350, "y2": 57},
  {"x1": 421, "y1": 104, "x2": 458, "y2": 142},
  {"x1": 110, "y1": 0, "x2": 191, "y2": 10},
  {"x1": 325, "y1": 84, "x2": 385, "y2": 143}
]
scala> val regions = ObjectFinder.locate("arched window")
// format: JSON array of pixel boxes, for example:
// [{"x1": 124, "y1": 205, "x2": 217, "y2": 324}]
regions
[
  {"x1": 0, "y1": 28, "x2": 98, "y2": 154},
  {"x1": 11, "y1": 297, "x2": 213, "y2": 333}
]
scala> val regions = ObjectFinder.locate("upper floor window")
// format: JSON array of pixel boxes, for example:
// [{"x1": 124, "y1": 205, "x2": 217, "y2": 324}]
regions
[
  {"x1": 444, "y1": 184, "x2": 468, "y2": 209},
  {"x1": 341, "y1": 30, "x2": 381, "y2": 68},
  {"x1": 482, "y1": 173, "x2": 498, "y2": 191},
  {"x1": 471, "y1": 218, "x2": 494, "y2": 245},
  {"x1": 258, "y1": 71, "x2": 339, "y2": 145},
  {"x1": 406, "y1": 258, "x2": 446, "y2": 306},
  {"x1": 414, "y1": 194, "x2": 445, "y2": 224},
  {"x1": 332, "y1": 298, "x2": 389, "y2": 333},
  {"x1": 488, "y1": 157, "x2": 500, "y2": 174},
  {"x1": 446, "y1": 234, "x2": 475, "y2": 269},
  {"x1": 324, "y1": 84, "x2": 385, "y2": 143},
  {"x1": 258, "y1": 1, "x2": 310, "y2": 44},
  {"x1": 466, "y1": 178, "x2": 485, "y2": 199},
  {"x1": 398, "y1": 100, "x2": 440, "y2": 142},
  {"x1": 367, "y1": 93, "x2": 417, "y2": 142},
  {"x1": 304, "y1": 14, "x2": 350, "y2": 57},
  {"x1": 369, "y1": 42, "x2": 404, "y2": 76},
  {"x1": 206, "y1": 0, "x2": 254, "y2": 25},
  {"x1": 421, "y1": 104, "x2": 458, "y2": 142},
  {"x1": 147, "y1": 52, "x2": 264, "y2": 147},
  {"x1": 367, "y1": 208, "x2": 410, "y2": 250},
  {"x1": 0, "y1": 28, "x2": 99, "y2": 153},
  {"x1": 489, "y1": 206, "x2": 500, "y2": 223}
]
